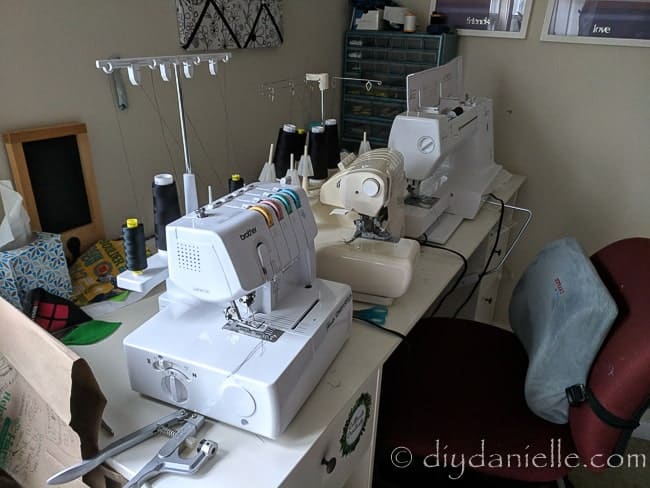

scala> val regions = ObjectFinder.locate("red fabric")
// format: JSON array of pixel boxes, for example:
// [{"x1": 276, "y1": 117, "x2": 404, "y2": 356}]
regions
[
  {"x1": 377, "y1": 319, "x2": 574, "y2": 482},
  {"x1": 570, "y1": 238, "x2": 650, "y2": 471}
]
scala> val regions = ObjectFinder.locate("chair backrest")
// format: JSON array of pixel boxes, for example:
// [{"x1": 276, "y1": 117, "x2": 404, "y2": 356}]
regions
[{"x1": 570, "y1": 237, "x2": 650, "y2": 470}]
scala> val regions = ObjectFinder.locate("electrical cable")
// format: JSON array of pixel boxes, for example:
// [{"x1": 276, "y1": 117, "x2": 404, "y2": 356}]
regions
[
  {"x1": 413, "y1": 237, "x2": 469, "y2": 317},
  {"x1": 353, "y1": 315, "x2": 408, "y2": 341},
  {"x1": 452, "y1": 193, "x2": 505, "y2": 318}
]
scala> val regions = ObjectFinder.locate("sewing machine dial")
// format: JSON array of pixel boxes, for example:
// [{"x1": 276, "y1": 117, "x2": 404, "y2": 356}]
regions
[
  {"x1": 220, "y1": 384, "x2": 256, "y2": 418},
  {"x1": 162, "y1": 370, "x2": 189, "y2": 403},
  {"x1": 417, "y1": 136, "x2": 436, "y2": 154}
]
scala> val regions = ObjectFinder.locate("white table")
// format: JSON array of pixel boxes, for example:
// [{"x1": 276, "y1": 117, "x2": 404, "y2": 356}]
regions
[{"x1": 74, "y1": 174, "x2": 525, "y2": 487}]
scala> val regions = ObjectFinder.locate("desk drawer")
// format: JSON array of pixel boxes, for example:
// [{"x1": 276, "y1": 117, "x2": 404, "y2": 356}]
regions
[{"x1": 282, "y1": 369, "x2": 381, "y2": 488}]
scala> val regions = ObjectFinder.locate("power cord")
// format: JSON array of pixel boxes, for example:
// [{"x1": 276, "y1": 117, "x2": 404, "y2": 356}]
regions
[
  {"x1": 414, "y1": 237, "x2": 469, "y2": 317},
  {"x1": 353, "y1": 193, "x2": 505, "y2": 335},
  {"x1": 452, "y1": 193, "x2": 505, "y2": 318},
  {"x1": 352, "y1": 314, "x2": 408, "y2": 341}
]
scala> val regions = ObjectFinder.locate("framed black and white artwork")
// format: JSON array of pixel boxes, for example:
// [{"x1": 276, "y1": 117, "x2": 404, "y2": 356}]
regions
[
  {"x1": 177, "y1": 0, "x2": 284, "y2": 50},
  {"x1": 432, "y1": 0, "x2": 533, "y2": 38},
  {"x1": 541, "y1": 0, "x2": 650, "y2": 47}
]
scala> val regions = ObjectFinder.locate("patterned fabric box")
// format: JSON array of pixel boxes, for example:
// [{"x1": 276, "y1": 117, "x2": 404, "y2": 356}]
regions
[{"x1": 0, "y1": 232, "x2": 72, "y2": 312}]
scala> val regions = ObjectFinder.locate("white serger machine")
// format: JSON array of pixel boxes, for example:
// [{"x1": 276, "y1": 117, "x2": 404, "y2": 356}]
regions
[
  {"x1": 388, "y1": 57, "x2": 502, "y2": 243},
  {"x1": 124, "y1": 183, "x2": 352, "y2": 439},
  {"x1": 317, "y1": 148, "x2": 419, "y2": 304}
]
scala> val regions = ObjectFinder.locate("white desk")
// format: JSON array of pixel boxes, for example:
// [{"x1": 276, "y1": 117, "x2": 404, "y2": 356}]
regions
[{"x1": 74, "y1": 174, "x2": 525, "y2": 487}]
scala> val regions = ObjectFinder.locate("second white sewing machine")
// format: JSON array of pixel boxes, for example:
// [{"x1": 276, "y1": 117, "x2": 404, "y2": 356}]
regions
[
  {"x1": 317, "y1": 148, "x2": 419, "y2": 305},
  {"x1": 389, "y1": 57, "x2": 502, "y2": 243},
  {"x1": 123, "y1": 183, "x2": 352, "y2": 439}
]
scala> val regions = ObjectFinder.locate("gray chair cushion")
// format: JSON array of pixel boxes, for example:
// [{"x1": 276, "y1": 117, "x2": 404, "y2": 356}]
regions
[{"x1": 509, "y1": 238, "x2": 618, "y2": 424}]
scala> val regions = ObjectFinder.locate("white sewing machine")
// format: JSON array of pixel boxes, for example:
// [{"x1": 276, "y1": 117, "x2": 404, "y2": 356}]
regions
[
  {"x1": 316, "y1": 148, "x2": 419, "y2": 305},
  {"x1": 123, "y1": 183, "x2": 352, "y2": 439},
  {"x1": 389, "y1": 57, "x2": 502, "y2": 243}
]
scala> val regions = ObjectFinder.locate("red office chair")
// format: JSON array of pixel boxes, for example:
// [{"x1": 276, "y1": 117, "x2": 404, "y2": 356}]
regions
[{"x1": 374, "y1": 238, "x2": 650, "y2": 487}]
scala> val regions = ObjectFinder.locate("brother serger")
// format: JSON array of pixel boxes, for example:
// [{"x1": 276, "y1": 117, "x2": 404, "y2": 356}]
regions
[{"x1": 124, "y1": 183, "x2": 352, "y2": 438}]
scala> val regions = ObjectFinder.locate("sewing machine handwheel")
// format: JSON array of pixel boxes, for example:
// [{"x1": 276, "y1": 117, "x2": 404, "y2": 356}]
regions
[
  {"x1": 321, "y1": 456, "x2": 337, "y2": 474},
  {"x1": 198, "y1": 439, "x2": 218, "y2": 458}
]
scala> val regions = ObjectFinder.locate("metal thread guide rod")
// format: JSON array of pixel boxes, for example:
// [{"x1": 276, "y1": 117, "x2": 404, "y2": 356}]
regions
[
  {"x1": 172, "y1": 63, "x2": 197, "y2": 214},
  {"x1": 95, "y1": 52, "x2": 232, "y2": 214}
]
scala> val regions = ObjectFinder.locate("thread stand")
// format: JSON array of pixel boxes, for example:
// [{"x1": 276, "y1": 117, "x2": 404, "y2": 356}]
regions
[
  {"x1": 117, "y1": 252, "x2": 170, "y2": 295},
  {"x1": 96, "y1": 53, "x2": 232, "y2": 215}
]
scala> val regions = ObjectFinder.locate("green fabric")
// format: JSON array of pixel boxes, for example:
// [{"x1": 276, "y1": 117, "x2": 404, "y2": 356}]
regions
[
  {"x1": 61, "y1": 320, "x2": 121, "y2": 346},
  {"x1": 109, "y1": 290, "x2": 130, "y2": 302}
]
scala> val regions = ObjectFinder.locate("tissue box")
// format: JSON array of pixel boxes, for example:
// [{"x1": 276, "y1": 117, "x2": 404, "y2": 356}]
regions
[{"x1": 0, "y1": 232, "x2": 71, "y2": 312}]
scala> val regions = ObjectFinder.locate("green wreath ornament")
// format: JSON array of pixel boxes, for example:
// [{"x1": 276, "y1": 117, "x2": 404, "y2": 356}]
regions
[{"x1": 339, "y1": 393, "x2": 372, "y2": 457}]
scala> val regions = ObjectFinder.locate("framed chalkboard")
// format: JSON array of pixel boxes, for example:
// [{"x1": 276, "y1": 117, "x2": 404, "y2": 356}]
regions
[{"x1": 3, "y1": 123, "x2": 104, "y2": 258}]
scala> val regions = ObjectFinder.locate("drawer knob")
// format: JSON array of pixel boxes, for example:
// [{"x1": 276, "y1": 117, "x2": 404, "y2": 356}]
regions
[{"x1": 321, "y1": 456, "x2": 337, "y2": 474}]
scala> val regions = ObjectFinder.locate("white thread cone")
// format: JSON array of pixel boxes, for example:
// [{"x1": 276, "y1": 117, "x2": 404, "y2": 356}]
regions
[
  {"x1": 283, "y1": 153, "x2": 300, "y2": 185},
  {"x1": 259, "y1": 163, "x2": 277, "y2": 182},
  {"x1": 358, "y1": 131, "x2": 371, "y2": 155},
  {"x1": 297, "y1": 145, "x2": 314, "y2": 192},
  {"x1": 259, "y1": 143, "x2": 277, "y2": 182}
]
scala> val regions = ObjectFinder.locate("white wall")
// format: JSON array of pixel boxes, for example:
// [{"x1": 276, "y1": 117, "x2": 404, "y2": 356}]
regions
[
  {"x1": 2, "y1": 1, "x2": 649, "y2": 326},
  {"x1": 399, "y1": 0, "x2": 650, "y2": 325},
  {"x1": 0, "y1": 0, "x2": 350, "y2": 236}
]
